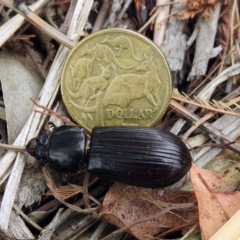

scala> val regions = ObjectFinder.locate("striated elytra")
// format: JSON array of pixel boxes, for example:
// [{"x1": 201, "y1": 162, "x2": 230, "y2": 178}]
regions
[{"x1": 26, "y1": 126, "x2": 192, "y2": 188}]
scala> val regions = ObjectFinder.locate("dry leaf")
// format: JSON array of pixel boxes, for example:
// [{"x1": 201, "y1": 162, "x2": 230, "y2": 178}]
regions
[
  {"x1": 0, "y1": 51, "x2": 45, "y2": 208},
  {"x1": 100, "y1": 183, "x2": 197, "y2": 239},
  {"x1": 190, "y1": 164, "x2": 240, "y2": 240},
  {"x1": 0, "y1": 51, "x2": 43, "y2": 144}
]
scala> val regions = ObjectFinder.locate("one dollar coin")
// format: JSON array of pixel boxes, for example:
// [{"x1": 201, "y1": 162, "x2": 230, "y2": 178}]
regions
[{"x1": 61, "y1": 28, "x2": 172, "y2": 132}]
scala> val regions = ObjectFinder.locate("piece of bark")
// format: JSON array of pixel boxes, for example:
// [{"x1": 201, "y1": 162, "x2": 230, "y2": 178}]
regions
[
  {"x1": 8, "y1": 210, "x2": 35, "y2": 240},
  {"x1": 38, "y1": 208, "x2": 63, "y2": 240},
  {"x1": 103, "y1": 0, "x2": 123, "y2": 28},
  {"x1": 89, "y1": 221, "x2": 109, "y2": 240},
  {"x1": 153, "y1": 0, "x2": 171, "y2": 47},
  {"x1": 161, "y1": 2, "x2": 188, "y2": 73},
  {"x1": 187, "y1": 3, "x2": 222, "y2": 81},
  {"x1": 54, "y1": 214, "x2": 97, "y2": 240}
]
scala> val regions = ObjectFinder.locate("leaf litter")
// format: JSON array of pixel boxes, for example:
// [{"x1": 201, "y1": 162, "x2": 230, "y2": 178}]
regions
[{"x1": 0, "y1": 0, "x2": 239, "y2": 239}]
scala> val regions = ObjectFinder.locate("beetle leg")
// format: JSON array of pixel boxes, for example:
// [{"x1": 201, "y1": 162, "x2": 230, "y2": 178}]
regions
[
  {"x1": 100, "y1": 178, "x2": 113, "y2": 188},
  {"x1": 48, "y1": 121, "x2": 57, "y2": 131}
]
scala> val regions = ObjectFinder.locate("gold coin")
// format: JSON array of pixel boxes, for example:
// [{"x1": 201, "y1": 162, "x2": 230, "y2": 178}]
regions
[{"x1": 61, "y1": 28, "x2": 172, "y2": 132}]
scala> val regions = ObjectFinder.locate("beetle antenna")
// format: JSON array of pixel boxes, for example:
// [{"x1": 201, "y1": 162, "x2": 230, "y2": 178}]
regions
[
  {"x1": 30, "y1": 98, "x2": 76, "y2": 126},
  {"x1": 0, "y1": 143, "x2": 25, "y2": 152}
]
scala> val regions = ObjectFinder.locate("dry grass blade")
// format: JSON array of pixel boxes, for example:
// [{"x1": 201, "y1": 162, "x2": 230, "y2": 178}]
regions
[
  {"x1": 13, "y1": 204, "x2": 43, "y2": 231},
  {"x1": 138, "y1": 3, "x2": 181, "y2": 34}
]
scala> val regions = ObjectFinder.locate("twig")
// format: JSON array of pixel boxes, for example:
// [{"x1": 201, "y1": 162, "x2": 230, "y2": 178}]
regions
[
  {"x1": 153, "y1": 0, "x2": 171, "y2": 46},
  {"x1": 92, "y1": 0, "x2": 111, "y2": 32},
  {"x1": 179, "y1": 223, "x2": 199, "y2": 240},
  {"x1": 0, "y1": 0, "x2": 49, "y2": 47},
  {"x1": 154, "y1": 0, "x2": 180, "y2": 8},
  {"x1": 25, "y1": 44, "x2": 48, "y2": 78},
  {"x1": 193, "y1": 110, "x2": 240, "y2": 167},
  {"x1": 157, "y1": 222, "x2": 197, "y2": 238},
  {"x1": 60, "y1": 0, "x2": 77, "y2": 34},
  {"x1": 13, "y1": 204, "x2": 43, "y2": 232},
  {"x1": 229, "y1": 0, "x2": 237, "y2": 87},
  {"x1": 89, "y1": 221, "x2": 109, "y2": 240},
  {"x1": 190, "y1": 141, "x2": 236, "y2": 151},
  {"x1": 100, "y1": 202, "x2": 195, "y2": 240},
  {"x1": 138, "y1": 8, "x2": 180, "y2": 34},
  {"x1": 0, "y1": 143, "x2": 25, "y2": 152},
  {"x1": 0, "y1": 0, "x2": 75, "y2": 48},
  {"x1": 117, "y1": 0, "x2": 132, "y2": 19},
  {"x1": 38, "y1": 208, "x2": 64, "y2": 240}
]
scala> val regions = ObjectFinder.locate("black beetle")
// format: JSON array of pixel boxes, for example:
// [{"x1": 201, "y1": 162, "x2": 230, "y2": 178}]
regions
[{"x1": 26, "y1": 125, "x2": 192, "y2": 188}]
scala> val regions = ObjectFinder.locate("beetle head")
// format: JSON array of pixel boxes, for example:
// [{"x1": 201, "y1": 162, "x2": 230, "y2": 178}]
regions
[{"x1": 25, "y1": 130, "x2": 50, "y2": 165}]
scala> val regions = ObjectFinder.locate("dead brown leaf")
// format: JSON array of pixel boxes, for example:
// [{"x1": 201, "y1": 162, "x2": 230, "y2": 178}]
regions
[
  {"x1": 190, "y1": 164, "x2": 240, "y2": 240},
  {"x1": 100, "y1": 183, "x2": 197, "y2": 240},
  {"x1": 178, "y1": 0, "x2": 219, "y2": 19}
]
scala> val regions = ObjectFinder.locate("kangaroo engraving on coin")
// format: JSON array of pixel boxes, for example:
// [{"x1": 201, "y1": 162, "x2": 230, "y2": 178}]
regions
[{"x1": 61, "y1": 28, "x2": 172, "y2": 132}]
